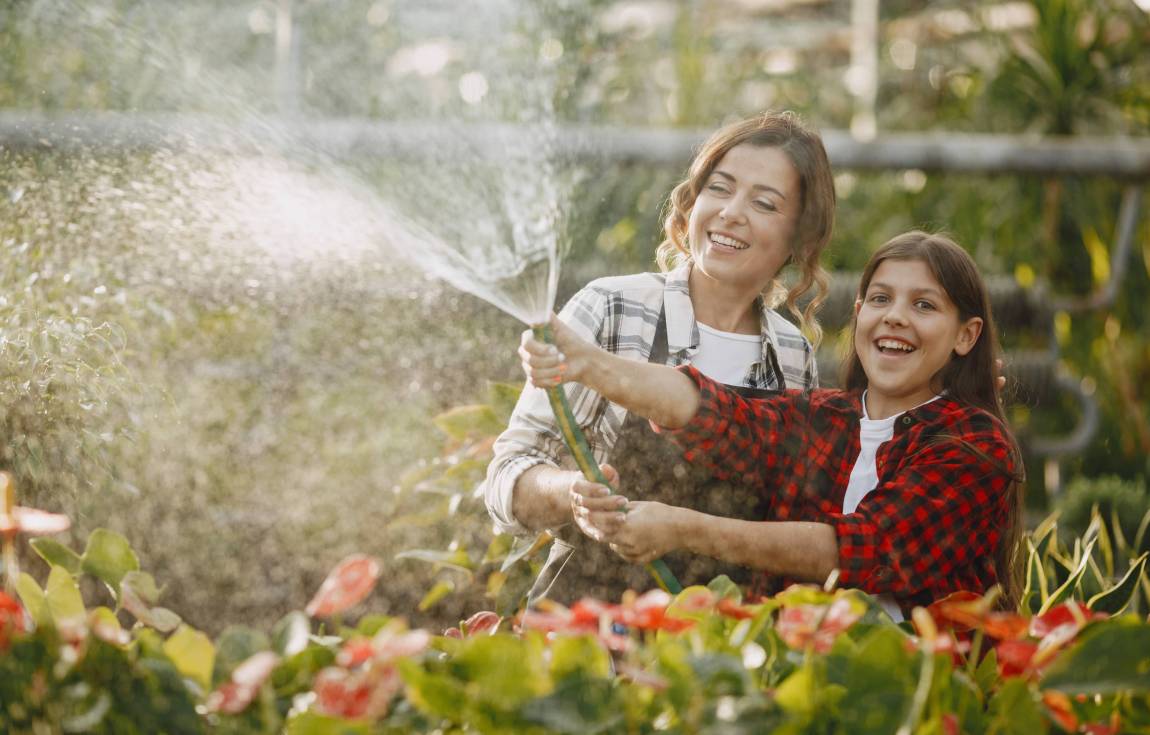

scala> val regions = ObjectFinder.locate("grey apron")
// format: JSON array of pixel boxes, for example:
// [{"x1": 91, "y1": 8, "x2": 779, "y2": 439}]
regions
[{"x1": 527, "y1": 307, "x2": 784, "y2": 604}]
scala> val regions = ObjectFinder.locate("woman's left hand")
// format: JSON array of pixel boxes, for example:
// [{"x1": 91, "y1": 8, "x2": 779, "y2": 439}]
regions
[{"x1": 606, "y1": 501, "x2": 684, "y2": 564}]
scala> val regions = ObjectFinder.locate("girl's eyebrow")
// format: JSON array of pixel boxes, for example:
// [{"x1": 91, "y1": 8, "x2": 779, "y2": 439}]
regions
[
  {"x1": 712, "y1": 170, "x2": 787, "y2": 200},
  {"x1": 868, "y1": 280, "x2": 945, "y2": 299}
]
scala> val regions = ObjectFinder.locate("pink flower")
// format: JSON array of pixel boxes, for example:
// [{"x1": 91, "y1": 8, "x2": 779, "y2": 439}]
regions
[
  {"x1": 206, "y1": 651, "x2": 279, "y2": 715},
  {"x1": 444, "y1": 610, "x2": 501, "y2": 639},
  {"x1": 306, "y1": 554, "x2": 382, "y2": 618},
  {"x1": 776, "y1": 598, "x2": 862, "y2": 654}
]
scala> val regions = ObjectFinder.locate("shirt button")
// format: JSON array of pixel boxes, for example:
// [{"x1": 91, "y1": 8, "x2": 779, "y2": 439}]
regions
[{"x1": 901, "y1": 416, "x2": 913, "y2": 426}]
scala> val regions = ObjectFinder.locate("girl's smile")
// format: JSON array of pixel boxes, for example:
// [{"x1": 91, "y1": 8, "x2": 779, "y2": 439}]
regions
[{"x1": 855, "y1": 259, "x2": 983, "y2": 419}]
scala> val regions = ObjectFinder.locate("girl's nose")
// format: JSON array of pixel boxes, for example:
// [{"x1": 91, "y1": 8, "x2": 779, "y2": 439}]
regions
[{"x1": 883, "y1": 302, "x2": 909, "y2": 326}]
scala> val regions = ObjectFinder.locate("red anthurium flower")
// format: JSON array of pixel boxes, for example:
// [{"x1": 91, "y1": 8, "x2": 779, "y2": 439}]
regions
[
  {"x1": 926, "y1": 590, "x2": 986, "y2": 632},
  {"x1": 306, "y1": 554, "x2": 382, "y2": 619},
  {"x1": 1042, "y1": 691, "x2": 1078, "y2": 733},
  {"x1": 206, "y1": 651, "x2": 279, "y2": 714},
  {"x1": 981, "y1": 612, "x2": 1030, "y2": 641},
  {"x1": 313, "y1": 665, "x2": 402, "y2": 721},
  {"x1": 716, "y1": 598, "x2": 756, "y2": 620},
  {"x1": 942, "y1": 713, "x2": 960, "y2": 735},
  {"x1": 616, "y1": 589, "x2": 693, "y2": 632},
  {"x1": 0, "y1": 591, "x2": 29, "y2": 650},
  {"x1": 995, "y1": 638, "x2": 1039, "y2": 678},
  {"x1": 1030, "y1": 602, "x2": 1102, "y2": 639},
  {"x1": 336, "y1": 638, "x2": 376, "y2": 669},
  {"x1": 371, "y1": 624, "x2": 431, "y2": 661},
  {"x1": 459, "y1": 610, "x2": 501, "y2": 637}
]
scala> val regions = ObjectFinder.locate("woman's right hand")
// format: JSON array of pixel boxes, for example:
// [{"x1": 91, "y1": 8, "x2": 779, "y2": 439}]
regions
[
  {"x1": 569, "y1": 463, "x2": 628, "y2": 542},
  {"x1": 518, "y1": 314, "x2": 594, "y2": 389}
]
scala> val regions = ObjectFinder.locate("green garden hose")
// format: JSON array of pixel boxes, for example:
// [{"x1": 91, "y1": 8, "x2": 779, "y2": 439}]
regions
[{"x1": 532, "y1": 324, "x2": 682, "y2": 595}]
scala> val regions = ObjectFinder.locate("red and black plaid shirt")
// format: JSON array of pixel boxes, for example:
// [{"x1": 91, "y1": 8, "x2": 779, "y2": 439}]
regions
[{"x1": 659, "y1": 367, "x2": 1018, "y2": 611}]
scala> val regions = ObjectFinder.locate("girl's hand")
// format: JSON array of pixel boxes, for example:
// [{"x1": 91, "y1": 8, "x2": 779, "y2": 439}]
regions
[
  {"x1": 607, "y1": 501, "x2": 684, "y2": 564},
  {"x1": 569, "y1": 463, "x2": 627, "y2": 542},
  {"x1": 519, "y1": 315, "x2": 594, "y2": 388}
]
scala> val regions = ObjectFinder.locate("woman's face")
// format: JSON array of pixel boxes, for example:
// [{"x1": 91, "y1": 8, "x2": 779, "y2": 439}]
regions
[
  {"x1": 686, "y1": 144, "x2": 800, "y2": 296},
  {"x1": 854, "y1": 258, "x2": 983, "y2": 418}
]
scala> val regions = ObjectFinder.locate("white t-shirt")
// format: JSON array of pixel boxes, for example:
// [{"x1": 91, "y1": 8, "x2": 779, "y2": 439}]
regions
[
  {"x1": 842, "y1": 391, "x2": 943, "y2": 622},
  {"x1": 692, "y1": 323, "x2": 762, "y2": 385}
]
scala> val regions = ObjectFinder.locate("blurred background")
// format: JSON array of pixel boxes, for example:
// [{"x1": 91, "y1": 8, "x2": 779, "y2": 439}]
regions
[{"x1": 1, "y1": 0, "x2": 1148, "y2": 633}]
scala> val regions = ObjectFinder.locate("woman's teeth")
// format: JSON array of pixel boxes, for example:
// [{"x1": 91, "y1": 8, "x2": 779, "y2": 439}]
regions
[{"x1": 710, "y1": 233, "x2": 748, "y2": 250}]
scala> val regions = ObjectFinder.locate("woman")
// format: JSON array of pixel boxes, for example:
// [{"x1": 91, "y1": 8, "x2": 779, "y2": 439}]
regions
[
  {"x1": 521, "y1": 232, "x2": 1025, "y2": 617},
  {"x1": 484, "y1": 111, "x2": 836, "y2": 601}
]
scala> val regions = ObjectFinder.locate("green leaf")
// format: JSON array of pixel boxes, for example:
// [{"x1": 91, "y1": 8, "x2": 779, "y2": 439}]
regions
[
  {"x1": 432, "y1": 404, "x2": 502, "y2": 441},
  {"x1": 285, "y1": 711, "x2": 372, "y2": 735},
  {"x1": 30, "y1": 537, "x2": 82, "y2": 575},
  {"x1": 213, "y1": 625, "x2": 271, "y2": 687},
  {"x1": 45, "y1": 564, "x2": 86, "y2": 626},
  {"x1": 418, "y1": 579, "x2": 455, "y2": 611},
  {"x1": 487, "y1": 380, "x2": 523, "y2": 424},
  {"x1": 1088, "y1": 553, "x2": 1148, "y2": 615},
  {"x1": 454, "y1": 634, "x2": 551, "y2": 709},
  {"x1": 550, "y1": 634, "x2": 611, "y2": 680},
  {"x1": 987, "y1": 677, "x2": 1046, "y2": 735},
  {"x1": 1040, "y1": 533, "x2": 1097, "y2": 615},
  {"x1": 163, "y1": 624, "x2": 216, "y2": 691},
  {"x1": 396, "y1": 548, "x2": 474, "y2": 574},
  {"x1": 120, "y1": 571, "x2": 181, "y2": 632},
  {"x1": 1041, "y1": 622, "x2": 1150, "y2": 695},
  {"x1": 81, "y1": 528, "x2": 140, "y2": 596},
  {"x1": 15, "y1": 571, "x2": 51, "y2": 628},
  {"x1": 774, "y1": 663, "x2": 817, "y2": 716},
  {"x1": 397, "y1": 658, "x2": 467, "y2": 721},
  {"x1": 272, "y1": 611, "x2": 312, "y2": 657}
]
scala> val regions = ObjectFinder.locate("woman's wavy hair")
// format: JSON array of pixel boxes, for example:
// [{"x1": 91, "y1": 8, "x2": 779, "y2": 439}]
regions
[
  {"x1": 842, "y1": 231, "x2": 1026, "y2": 608},
  {"x1": 655, "y1": 111, "x2": 835, "y2": 344}
]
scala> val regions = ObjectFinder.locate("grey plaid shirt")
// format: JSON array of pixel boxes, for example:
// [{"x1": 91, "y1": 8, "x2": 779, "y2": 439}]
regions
[{"x1": 484, "y1": 263, "x2": 819, "y2": 536}]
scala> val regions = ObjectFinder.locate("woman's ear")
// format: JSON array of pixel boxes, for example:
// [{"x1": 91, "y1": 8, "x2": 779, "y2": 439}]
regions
[
  {"x1": 853, "y1": 298, "x2": 862, "y2": 316},
  {"x1": 953, "y1": 316, "x2": 984, "y2": 356}
]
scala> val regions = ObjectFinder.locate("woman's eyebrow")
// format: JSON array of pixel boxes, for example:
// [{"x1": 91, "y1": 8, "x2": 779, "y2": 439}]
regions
[{"x1": 712, "y1": 169, "x2": 787, "y2": 200}]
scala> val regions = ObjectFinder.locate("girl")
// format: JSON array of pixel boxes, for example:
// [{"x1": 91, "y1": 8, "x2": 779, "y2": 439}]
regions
[
  {"x1": 485, "y1": 111, "x2": 835, "y2": 601},
  {"x1": 520, "y1": 232, "x2": 1024, "y2": 618}
]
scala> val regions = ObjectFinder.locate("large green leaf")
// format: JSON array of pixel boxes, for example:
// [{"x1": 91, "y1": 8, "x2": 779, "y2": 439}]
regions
[
  {"x1": 80, "y1": 528, "x2": 140, "y2": 597},
  {"x1": 487, "y1": 380, "x2": 523, "y2": 424},
  {"x1": 45, "y1": 564, "x2": 86, "y2": 627},
  {"x1": 163, "y1": 624, "x2": 215, "y2": 691},
  {"x1": 119, "y1": 570, "x2": 181, "y2": 632},
  {"x1": 15, "y1": 571, "x2": 51, "y2": 628},
  {"x1": 1087, "y1": 553, "x2": 1148, "y2": 615},
  {"x1": 432, "y1": 404, "x2": 502, "y2": 441},
  {"x1": 30, "y1": 537, "x2": 82, "y2": 575},
  {"x1": 1041, "y1": 622, "x2": 1150, "y2": 695}
]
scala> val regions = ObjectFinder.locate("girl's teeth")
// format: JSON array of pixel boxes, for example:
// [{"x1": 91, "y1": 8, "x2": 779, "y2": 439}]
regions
[{"x1": 711, "y1": 234, "x2": 747, "y2": 250}]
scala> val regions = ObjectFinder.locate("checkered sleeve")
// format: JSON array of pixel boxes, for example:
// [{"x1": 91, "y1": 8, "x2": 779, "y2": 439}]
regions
[
  {"x1": 483, "y1": 286, "x2": 614, "y2": 537},
  {"x1": 654, "y1": 365, "x2": 796, "y2": 489},
  {"x1": 829, "y1": 411, "x2": 1017, "y2": 601}
]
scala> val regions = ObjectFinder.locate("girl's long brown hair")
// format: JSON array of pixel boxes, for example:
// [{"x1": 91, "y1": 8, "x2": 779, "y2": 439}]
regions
[
  {"x1": 656, "y1": 111, "x2": 835, "y2": 345},
  {"x1": 842, "y1": 231, "x2": 1026, "y2": 609}
]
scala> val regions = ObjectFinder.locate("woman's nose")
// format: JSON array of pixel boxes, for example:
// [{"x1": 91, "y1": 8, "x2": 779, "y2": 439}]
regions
[
  {"x1": 719, "y1": 198, "x2": 747, "y2": 223},
  {"x1": 882, "y1": 303, "x2": 908, "y2": 325}
]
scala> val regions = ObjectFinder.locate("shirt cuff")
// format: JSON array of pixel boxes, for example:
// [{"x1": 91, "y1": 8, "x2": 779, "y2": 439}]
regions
[{"x1": 484, "y1": 454, "x2": 551, "y2": 538}]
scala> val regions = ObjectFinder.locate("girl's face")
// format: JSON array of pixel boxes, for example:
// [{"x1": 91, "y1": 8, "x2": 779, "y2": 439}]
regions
[
  {"x1": 687, "y1": 144, "x2": 800, "y2": 296},
  {"x1": 854, "y1": 258, "x2": 983, "y2": 419}
]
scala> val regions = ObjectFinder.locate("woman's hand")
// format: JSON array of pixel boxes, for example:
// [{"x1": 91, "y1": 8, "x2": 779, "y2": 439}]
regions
[
  {"x1": 607, "y1": 501, "x2": 685, "y2": 564},
  {"x1": 519, "y1": 315, "x2": 595, "y2": 388},
  {"x1": 569, "y1": 464, "x2": 628, "y2": 542}
]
